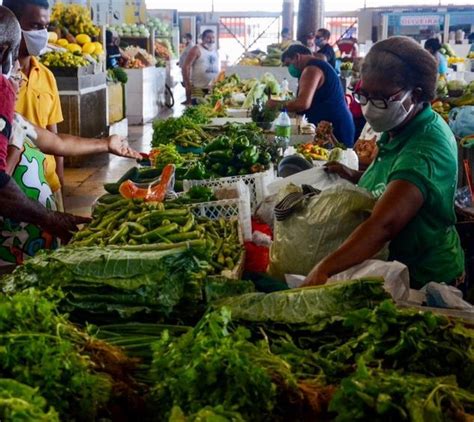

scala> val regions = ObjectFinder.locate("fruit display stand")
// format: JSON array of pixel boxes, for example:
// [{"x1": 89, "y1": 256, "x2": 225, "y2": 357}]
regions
[
  {"x1": 225, "y1": 65, "x2": 298, "y2": 93},
  {"x1": 124, "y1": 66, "x2": 166, "y2": 125}
]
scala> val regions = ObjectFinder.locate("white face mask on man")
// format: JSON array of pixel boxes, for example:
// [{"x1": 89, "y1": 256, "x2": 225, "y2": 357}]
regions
[
  {"x1": 361, "y1": 90, "x2": 414, "y2": 133},
  {"x1": 22, "y1": 29, "x2": 49, "y2": 57}
]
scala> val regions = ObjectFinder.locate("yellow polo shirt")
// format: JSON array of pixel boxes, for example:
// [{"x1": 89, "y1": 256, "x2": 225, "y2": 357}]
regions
[{"x1": 16, "y1": 57, "x2": 63, "y2": 192}]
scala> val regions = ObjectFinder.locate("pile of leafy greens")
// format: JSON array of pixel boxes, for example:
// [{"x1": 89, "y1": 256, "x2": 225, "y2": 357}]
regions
[
  {"x1": 330, "y1": 361, "x2": 474, "y2": 422},
  {"x1": 0, "y1": 290, "x2": 115, "y2": 420},
  {"x1": 2, "y1": 247, "x2": 253, "y2": 325},
  {"x1": 0, "y1": 379, "x2": 59, "y2": 422},
  {"x1": 149, "y1": 308, "x2": 302, "y2": 421},
  {"x1": 147, "y1": 279, "x2": 474, "y2": 421}
]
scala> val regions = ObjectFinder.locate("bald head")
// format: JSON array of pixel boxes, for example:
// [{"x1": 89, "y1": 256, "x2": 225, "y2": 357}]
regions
[{"x1": 0, "y1": 6, "x2": 21, "y2": 75}]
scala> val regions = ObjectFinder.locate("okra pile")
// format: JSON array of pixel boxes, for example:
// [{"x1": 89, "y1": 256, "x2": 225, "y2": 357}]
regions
[{"x1": 71, "y1": 195, "x2": 242, "y2": 274}]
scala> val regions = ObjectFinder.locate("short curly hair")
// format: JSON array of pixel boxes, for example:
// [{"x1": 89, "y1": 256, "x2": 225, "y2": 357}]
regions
[
  {"x1": 0, "y1": 6, "x2": 22, "y2": 63},
  {"x1": 362, "y1": 36, "x2": 438, "y2": 102}
]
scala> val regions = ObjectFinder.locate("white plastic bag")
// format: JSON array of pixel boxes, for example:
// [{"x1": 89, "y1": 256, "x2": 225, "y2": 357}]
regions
[
  {"x1": 285, "y1": 259, "x2": 409, "y2": 301},
  {"x1": 266, "y1": 167, "x2": 352, "y2": 197},
  {"x1": 328, "y1": 260, "x2": 409, "y2": 301}
]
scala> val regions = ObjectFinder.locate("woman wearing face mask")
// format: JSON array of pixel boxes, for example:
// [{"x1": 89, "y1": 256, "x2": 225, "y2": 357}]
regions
[
  {"x1": 267, "y1": 44, "x2": 355, "y2": 147},
  {"x1": 182, "y1": 29, "x2": 220, "y2": 105},
  {"x1": 303, "y1": 36, "x2": 464, "y2": 289},
  {"x1": 4, "y1": 0, "x2": 66, "y2": 210}
]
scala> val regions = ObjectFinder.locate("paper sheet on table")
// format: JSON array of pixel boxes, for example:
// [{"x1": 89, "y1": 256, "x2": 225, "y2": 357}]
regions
[
  {"x1": 285, "y1": 259, "x2": 410, "y2": 302},
  {"x1": 267, "y1": 167, "x2": 353, "y2": 197}
]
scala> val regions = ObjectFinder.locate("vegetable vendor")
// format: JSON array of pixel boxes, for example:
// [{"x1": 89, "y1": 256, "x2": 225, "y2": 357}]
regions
[
  {"x1": 266, "y1": 44, "x2": 355, "y2": 147},
  {"x1": 303, "y1": 36, "x2": 464, "y2": 289}
]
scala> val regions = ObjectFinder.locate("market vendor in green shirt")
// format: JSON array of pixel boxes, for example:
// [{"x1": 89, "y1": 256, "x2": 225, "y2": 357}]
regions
[{"x1": 303, "y1": 36, "x2": 464, "y2": 289}]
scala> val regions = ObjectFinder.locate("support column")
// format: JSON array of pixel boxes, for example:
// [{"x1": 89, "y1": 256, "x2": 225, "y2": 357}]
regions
[
  {"x1": 297, "y1": 0, "x2": 325, "y2": 43},
  {"x1": 282, "y1": 0, "x2": 295, "y2": 40}
]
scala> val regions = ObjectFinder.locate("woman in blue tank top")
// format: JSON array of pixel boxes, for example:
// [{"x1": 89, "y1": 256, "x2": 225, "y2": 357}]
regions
[{"x1": 267, "y1": 44, "x2": 355, "y2": 147}]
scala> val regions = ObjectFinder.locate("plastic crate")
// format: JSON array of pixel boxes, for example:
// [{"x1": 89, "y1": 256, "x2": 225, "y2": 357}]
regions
[
  {"x1": 185, "y1": 182, "x2": 252, "y2": 241},
  {"x1": 184, "y1": 166, "x2": 275, "y2": 213}
]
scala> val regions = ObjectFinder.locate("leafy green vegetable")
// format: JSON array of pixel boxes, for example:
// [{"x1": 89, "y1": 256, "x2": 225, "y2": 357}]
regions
[
  {"x1": 150, "y1": 308, "x2": 298, "y2": 420},
  {"x1": 182, "y1": 104, "x2": 226, "y2": 124},
  {"x1": 0, "y1": 379, "x2": 59, "y2": 422},
  {"x1": 152, "y1": 117, "x2": 209, "y2": 148},
  {"x1": 3, "y1": 248, "x2": 208, "y2": 324},
  {"x1": 216, "y1": 278, "x2": 388, "y2": 325},
  {"x1": 330, "y1": 361, "x2": 474, "y2": 422},
  {"x1": 152, "y1": 143, "x2": 185, "y2": 169},
  {"x1": 0, "y1": 290, "x2": 112, "y2": 420},
  {"x1": 3, "y1": 243, "x2": 250, "y2": 326},
  {"x1": 168, "y1": 405, "x2": 245, "y2": 422}
]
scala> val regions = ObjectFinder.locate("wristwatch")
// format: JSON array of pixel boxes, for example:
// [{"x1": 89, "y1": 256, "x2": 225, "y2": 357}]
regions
[{"x1": 0, "y1": 116, "x2": 12, "y2": 140}]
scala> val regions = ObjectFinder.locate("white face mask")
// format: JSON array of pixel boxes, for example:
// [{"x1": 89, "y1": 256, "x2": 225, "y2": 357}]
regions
[
  {"x1": 361, "y1": 90, "x2": 414, "y2": 133},
  {"x1": 22, "y1": 29, "x2": 49, "y2": 57}
]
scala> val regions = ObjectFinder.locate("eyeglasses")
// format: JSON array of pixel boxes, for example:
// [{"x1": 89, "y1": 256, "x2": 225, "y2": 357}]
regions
[{"x1": 354, "y1": 89, "x2": 408, "y2": 110}]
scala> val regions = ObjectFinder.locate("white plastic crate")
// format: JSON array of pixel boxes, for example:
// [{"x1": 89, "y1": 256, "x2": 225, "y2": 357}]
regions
[
  {"x1": 184, "y1": 166, "x2": 275, "y2": 214},
  {"x1": 186, "y1": 182, "x2": 252, "y2": 241}
]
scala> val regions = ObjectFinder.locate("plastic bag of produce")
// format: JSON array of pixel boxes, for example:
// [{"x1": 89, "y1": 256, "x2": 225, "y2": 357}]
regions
[
  {"x1": 449, "y1": 106, "x2": 474, "y2": 138},
  {"x1": 268, "y1": 184, "x2": 388, "y2": 280}
]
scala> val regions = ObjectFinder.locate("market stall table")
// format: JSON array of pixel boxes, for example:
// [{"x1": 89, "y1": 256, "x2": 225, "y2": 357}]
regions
[
  {"x1": 124, "y1": 67, "x2": 166, "y2": 124},
  {"x1": 54, "y1": 65, "x2": 108, "y2": 139}
]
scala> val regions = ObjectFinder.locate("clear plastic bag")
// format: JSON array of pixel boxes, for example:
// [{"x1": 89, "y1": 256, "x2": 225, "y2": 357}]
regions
[{"x1": 268, "y1": 184, "x2": 388, "y2": 280}]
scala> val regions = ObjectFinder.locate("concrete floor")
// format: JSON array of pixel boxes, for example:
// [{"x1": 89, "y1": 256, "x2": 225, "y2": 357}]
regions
[{"x1": 63, "y1": 96, "x2": 185, "y2": 216}]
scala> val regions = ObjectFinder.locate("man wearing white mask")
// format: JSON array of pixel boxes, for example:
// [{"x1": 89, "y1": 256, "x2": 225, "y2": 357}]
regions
[
  {"x1": 4, "y1": 0, "x2": 65, "y2": 210},
  {"x1": 182, "y1": 29, "x2": 220, "y2": 105}
]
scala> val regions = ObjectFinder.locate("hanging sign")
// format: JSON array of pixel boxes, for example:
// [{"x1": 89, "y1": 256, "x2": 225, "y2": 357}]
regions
[{"x1": 400, "y1": 15, "x2": 441, "y2": 26}]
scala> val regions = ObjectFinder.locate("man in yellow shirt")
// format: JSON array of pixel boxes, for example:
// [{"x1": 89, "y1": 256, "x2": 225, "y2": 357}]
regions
[{"x1": 4, "y1": 0, "x2": 64, "y2": 209}]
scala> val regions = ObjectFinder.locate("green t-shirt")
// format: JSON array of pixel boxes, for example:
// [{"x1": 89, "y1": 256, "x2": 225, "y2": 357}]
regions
[{"x1": 358, "y1": 105, "x2": 464, "y2": 288}]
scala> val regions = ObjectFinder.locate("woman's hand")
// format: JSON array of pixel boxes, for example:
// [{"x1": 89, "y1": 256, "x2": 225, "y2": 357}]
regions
[
  {"x1": 302, "y1": 264, "x2": 329, "y2": 287},
  {"x1": 107, "y1": 135, "x2": 142, "y2": 159},
  {"x1": 266, "y1": 99, "x2": 282, "y2": 110},
  {"x1": 41, "y1": 211, "x2": 91, "y2": 243},
  {"x1": 324, "y1": 161, "x2": 361, "y2": 184}
]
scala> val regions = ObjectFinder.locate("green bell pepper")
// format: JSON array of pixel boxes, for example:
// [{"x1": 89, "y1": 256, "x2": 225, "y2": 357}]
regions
[
  {"x1": 207, "y1": 149, "x2": 234, "y2": 163},
  {"x1": 204, "y1": 136, "x2": 232, "y2": 153},
  {"x1": 239, "y1": 146, "x2": 259, "y2": 166}
]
